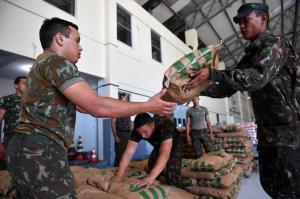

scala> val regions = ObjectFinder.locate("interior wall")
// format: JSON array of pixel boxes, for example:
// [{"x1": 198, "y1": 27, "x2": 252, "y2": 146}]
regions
[
  {"x1": 0, "y1": 77, "x2": 14, "y2": 97},
  {"x1": 0, "y1": 0, "x2": 106, "y2": 77}
]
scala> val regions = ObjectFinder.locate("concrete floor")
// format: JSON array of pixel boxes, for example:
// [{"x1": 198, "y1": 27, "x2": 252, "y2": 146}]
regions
[{"x1": 237, "y1": 171, "x2": 271, "y2": 199}]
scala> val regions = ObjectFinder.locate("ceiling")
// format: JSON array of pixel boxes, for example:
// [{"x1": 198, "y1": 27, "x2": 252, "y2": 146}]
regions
[{"x1": 135, "y1": 0, "x2": 300, "y2": 69}]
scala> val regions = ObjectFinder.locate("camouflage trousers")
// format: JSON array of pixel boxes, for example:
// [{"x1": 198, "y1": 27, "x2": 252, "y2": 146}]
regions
[
  {"x1": 114, "y1": 131, "x2": 131, "y2": 167},
  {"x1": 3, "y1": 132, "x2": 16, "y2": 147},
  {"x1": 190, "y1": 129, "x2": 214, "y2": 158},
  {"x1": 147, "y1": 134, "x2": 183, "y2": 188},
  {"x1": 6, "y1": 133, "x2": 77, "y2": 199},
  {"x1": 258, "y1": 147, "x2": 300, "y2": 199}
]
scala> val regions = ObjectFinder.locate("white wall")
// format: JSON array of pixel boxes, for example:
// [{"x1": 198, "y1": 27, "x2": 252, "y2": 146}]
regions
[
  {"x1": 0, "y1": 0, "x2": 233, "y2": 161},
  {"x1": 0, "y1": 0, "x2": 106, "y2": 77},
  {"x1": 0, "y1": 77, "x2": 15, "y2": 97}
]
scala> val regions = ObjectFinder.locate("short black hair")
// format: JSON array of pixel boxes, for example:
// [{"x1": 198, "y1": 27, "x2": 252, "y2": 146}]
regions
[
  {"x1": 14, "y1": 76, "x2": 27, "y2": 85},
  {"x1": 39, "y1": 17, "x2": 78, "y2": 49},
  {"x1": 133, "y1": 113, "x2": 154, "y2": 130}
]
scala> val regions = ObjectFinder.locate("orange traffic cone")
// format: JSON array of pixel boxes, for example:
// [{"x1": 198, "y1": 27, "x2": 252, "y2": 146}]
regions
[
  {"x1": 76, "y1": 136, "x2": 84, "y2": 160},
  {"x1": 89, "y1": 148, "x2": 97, "y2": 163}
]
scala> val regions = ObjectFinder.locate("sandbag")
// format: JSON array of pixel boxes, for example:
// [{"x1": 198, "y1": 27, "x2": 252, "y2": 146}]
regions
[
  {"x1": 236, "y1": 154, "x2": 254, "y2": 165},
  {"x1": 198, "y1": 165, "x2": 244, "y2": 188},
  {"x1": 215, "y1": 131, "x2": 250, "y2": 138},
  {"x1": 186, "y1": 175, "x2": 242, "y2": 199},
  {"x1": 188, "y1": 152, "x2": 233, "y2": 171},
  {"x1": 105, "y1": 182, "x2": 170, "y2": 199},
  {"x1": 162, "y1": 44, "x2": 221, "y2": 104},
  {"x1": 77, "y1": 184, "x2": 122, "y2": 199},
  {"x1": 181, "y1": 167, "x2": 218, "y2": 180}
]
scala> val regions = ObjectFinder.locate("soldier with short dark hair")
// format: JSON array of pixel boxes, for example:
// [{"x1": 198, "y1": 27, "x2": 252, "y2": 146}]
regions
[
  {"x1": 6, "y1": 17, "x2": 176, "y2": 198},
  {"x1": 0, "y1": 76, "x2": 27, "y2": 170},
  {"x1": 184, "y1": 3, "x2": 300, "y2": 198},
  {"x1": 0, "y1": 76, "x2": 27, "y2": 146},
  {"x1": 111, "y1": 113, "x2": 183, "y2": 188}
]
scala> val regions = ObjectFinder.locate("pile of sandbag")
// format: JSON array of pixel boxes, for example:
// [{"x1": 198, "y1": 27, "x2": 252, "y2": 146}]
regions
[
  {"x1": 0, "y1": 165, "x2": 195, "y2": 199},
  {"x1": 183, "y1": 151, "x2": 243, "y2": 199},
  {"x1": 213, "y1": 125, "x2": 255, "y2": 178}
]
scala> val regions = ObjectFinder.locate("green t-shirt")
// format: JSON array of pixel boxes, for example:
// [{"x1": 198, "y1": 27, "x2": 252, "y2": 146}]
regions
[{"x1": 16, "y1": 51, "x2": 83, "y2": 148}]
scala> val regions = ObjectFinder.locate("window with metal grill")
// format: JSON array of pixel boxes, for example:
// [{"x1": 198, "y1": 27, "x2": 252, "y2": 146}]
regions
[
  {"x1": 151, "y1": 31, "x2": 161, "y2": 62},
  {"x1": 44, "y1": 0, "x2": 75, "y2": 15},
  {"x1": 117, "y1": 6, "x2": 132, "y2": 46}
]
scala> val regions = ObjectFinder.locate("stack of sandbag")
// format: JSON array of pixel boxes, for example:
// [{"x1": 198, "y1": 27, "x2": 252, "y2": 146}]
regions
[
  {"x1": 213, "y1": 125, "x2": 255, "y2": 178},
  {"x1": 235, "y1": 122, "x2": 258, "y2": 145},
  {"x1": 0, "y1": 165, "x2": 195, "y2": 199},
  {"x1": 183, "y1": 151, "x2": 244, "y2": 199},
  {"x1": 178, "y1": 128, "x2": 197, "y2": 159}
]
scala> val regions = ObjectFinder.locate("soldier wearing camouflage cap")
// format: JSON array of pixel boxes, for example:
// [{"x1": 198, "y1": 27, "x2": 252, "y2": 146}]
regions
[
  {"x1": 184, "y1": 3, "x2": 300, "y2": 198},
  {"x1": 6, "y1": 17, "x2": 176, "y2": 198}
]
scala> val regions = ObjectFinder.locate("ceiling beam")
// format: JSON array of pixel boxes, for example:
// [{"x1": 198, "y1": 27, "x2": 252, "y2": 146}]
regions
[
  {"x1": 218, "y1": 0, "x2": 245, "y2": 50},
  {"x1": 142, "y1": 0, "x2": 162, "y2": 12},
  {"x1": 281, "y1": 0, "x2": 284, "y2": 34},
  {"x1": 197, "y1": 7, "x2": 238, "y2": 65},
  {"x1": 193, "y1": 0, "x2": 239, "y2": 30},
  {"x1": 292, "y1": 0, "x2": 299, "y2": 49}
]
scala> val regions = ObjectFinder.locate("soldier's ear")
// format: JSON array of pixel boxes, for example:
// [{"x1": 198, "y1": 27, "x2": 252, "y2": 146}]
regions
[
  {"x1": 54, "y1": 32, "x2": 64, "y2": 46},
  {"x1": 261, "y1": 13, "x2": 268, "y2": 26}
]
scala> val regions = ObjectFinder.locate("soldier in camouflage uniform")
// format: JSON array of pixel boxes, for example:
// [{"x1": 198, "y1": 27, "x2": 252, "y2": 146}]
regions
[
  {"x1": 0, "y1": 76, "x2": 26, "y2": 170},
  {"x1": 111, "y1": 93, "x2": 132, "y2": 166},
  {"x1": 6, "y1": 18, "x2": 176, "y2": 198},
  {"x1": 184, "y1": 3, "x2": 300, "y2": 198},
  {"x1": 111, "y1": 113, "x2": 183, "y2": 188},
  {"x1": 186, "y1": 96, "x2": 217, "y2": 158},
  {"x1": 0, "y1": 76, "x2": 27, "y2": 146}
]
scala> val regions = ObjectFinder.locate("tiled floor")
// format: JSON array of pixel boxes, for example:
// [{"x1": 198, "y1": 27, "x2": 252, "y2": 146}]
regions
[{"x1": 237, "y1": 171, "x2": 271, "y2": 199}]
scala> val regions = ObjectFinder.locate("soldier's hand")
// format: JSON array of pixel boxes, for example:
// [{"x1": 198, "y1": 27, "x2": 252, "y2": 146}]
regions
[
  {"x1": 131, "y1": 176, "x2": 155, "y2": 188},
  {"x1": 187, "y1": 135, "x2": 192, "y2": 145},
  {"x1": 183, "y1": 68, "x2": 209, "y2": 91},
  {"x1": 147, "y1": 89, "x2": 176, "y2": 116}
]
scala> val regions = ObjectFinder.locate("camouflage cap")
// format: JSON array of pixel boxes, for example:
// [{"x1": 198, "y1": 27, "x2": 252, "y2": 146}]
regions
[{"x1": 233, "y1": 3, "x2": 269, "y2": 24}]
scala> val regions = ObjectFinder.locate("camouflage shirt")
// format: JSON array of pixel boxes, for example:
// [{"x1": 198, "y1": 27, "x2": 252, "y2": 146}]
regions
[
  {"x1": 0, "y1": 94, "x2": 21, "y2": 134},
  {"x1": 202, "y1": 31, "x2": 300, "y2": 147},
  {"x1": 16, "y1": 51, "x2": 83, "y2": 149}
]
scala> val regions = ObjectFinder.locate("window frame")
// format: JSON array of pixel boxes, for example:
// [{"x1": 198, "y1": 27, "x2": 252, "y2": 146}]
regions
[
  {"x1": 151, "y1": 30, "x2": 162, "y2": 63},
  {"x1": 117, "y1": 5, "x2": 132, "y2": 46},
  {"x1": 44, "y1": 0, "x2": 75, "y2": 16}
]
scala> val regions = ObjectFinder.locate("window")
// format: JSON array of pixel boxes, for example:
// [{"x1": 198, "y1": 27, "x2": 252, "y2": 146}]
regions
[
  {"x1": 182, "y1": 119, "x2": 186, "y2": 127},
  {"x1": 117, "y1": 6, "x2": 132, "y2": 46},
  {"x1": 173, "y1": 118, "x2": 177, "y2": 127},
  {"x1": 44, "y1": 0, "x2": 75, "y2": 15},
  {"x1": 151, "y1": 31, "x2": 161, "y2": 62}
]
